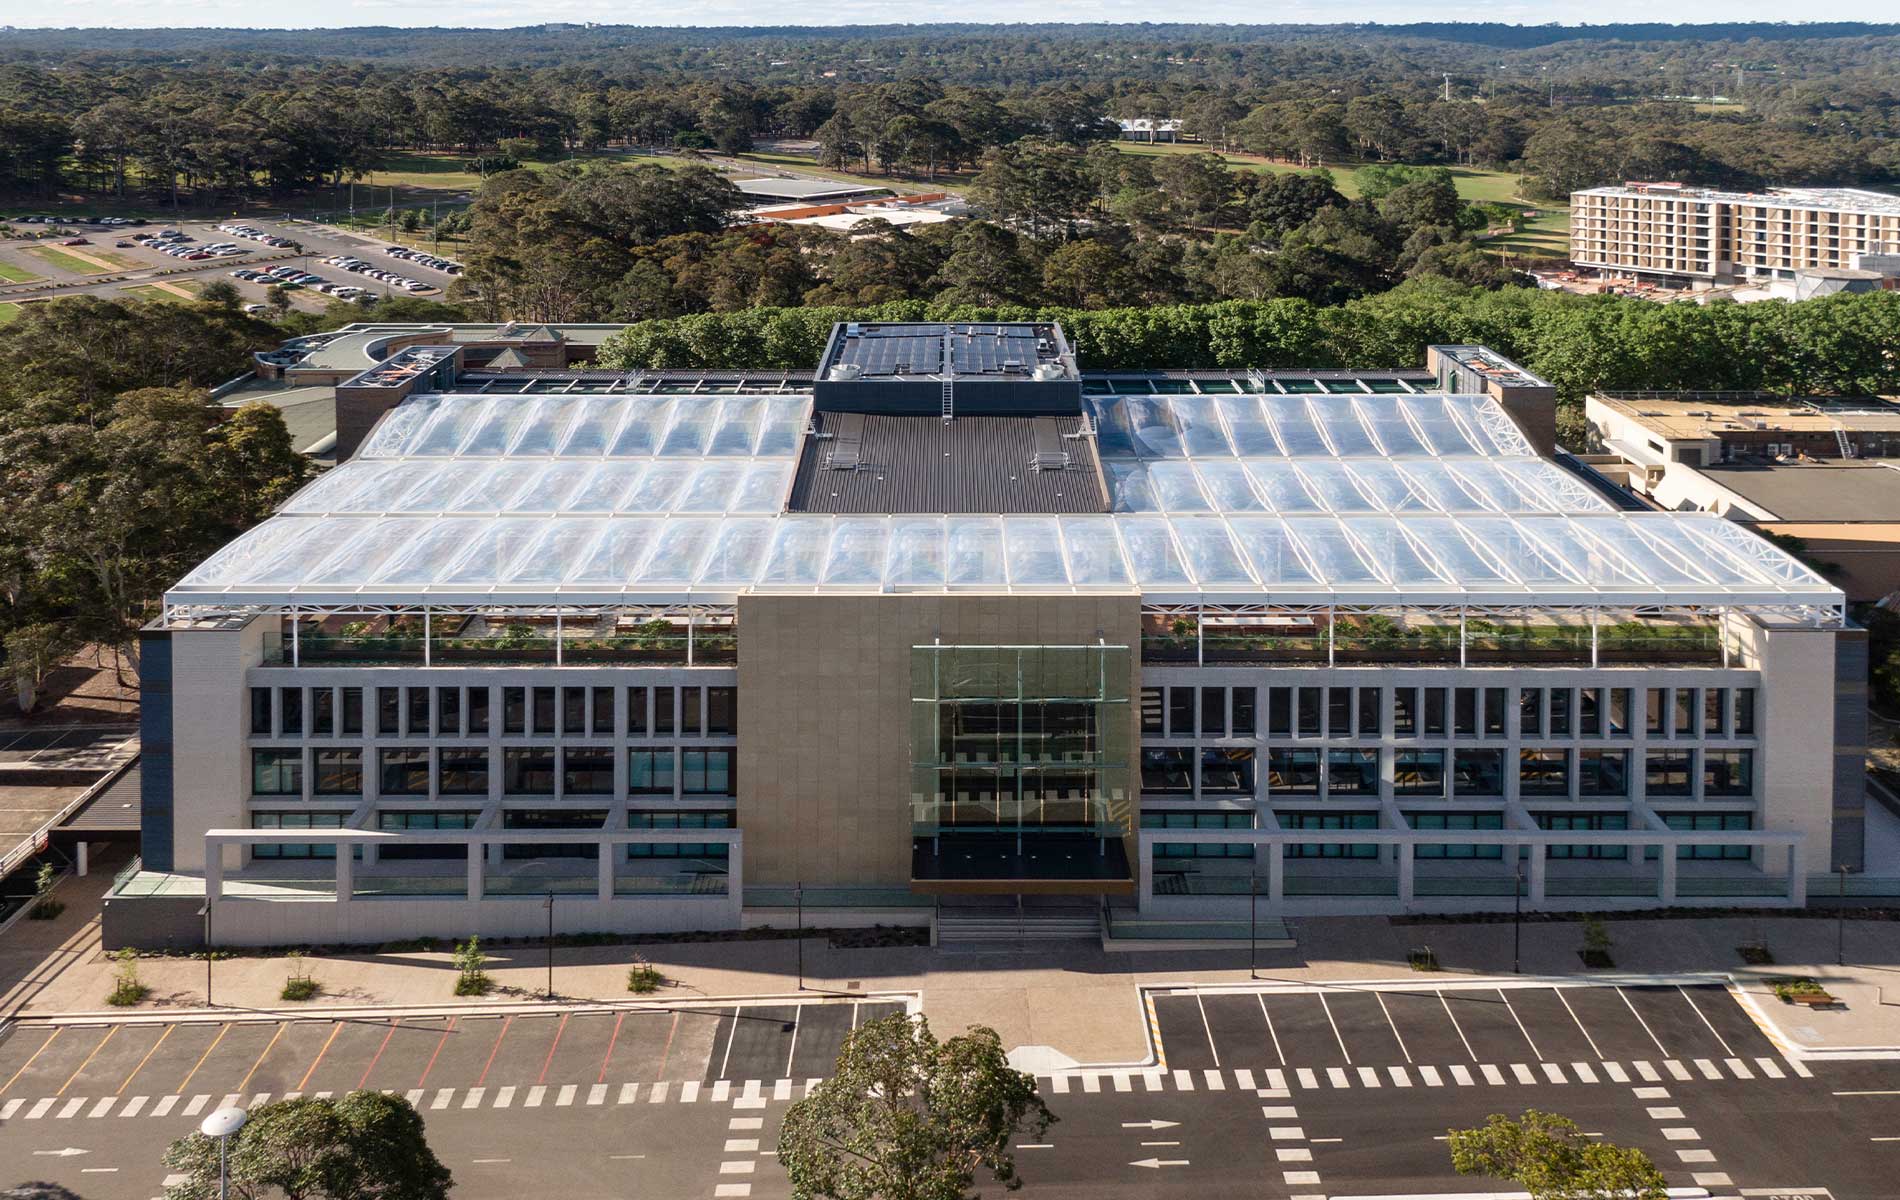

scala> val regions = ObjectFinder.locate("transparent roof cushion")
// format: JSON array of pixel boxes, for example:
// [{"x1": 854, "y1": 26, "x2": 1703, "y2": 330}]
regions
[
  {"x1": 1105, "y1": 456, "x2": 1609, "y2": 516},
  {"x1": 356, "y1": 392, "x2": 813, "y2": 462},
  {"x1": 1088, "y1": 393, "x2": 1535, "y2": 462},
  {"x1": 171, "y1": 511, "x2": 1840, "y2": 604}
]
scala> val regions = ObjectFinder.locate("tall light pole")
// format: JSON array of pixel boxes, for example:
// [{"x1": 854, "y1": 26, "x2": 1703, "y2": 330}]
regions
[
  {"x1": 198, "y1": 903, "x2": 213, "y2": 1006},
  {"x1": 795, "y1": 881, "x2": 805, "y2": 991},
  {"x1": 544, "y1": 891, "x2": 555, "y2": 1000},
  {"x1": 1838, "y1": 865, "x2": 1851, "y2": 966},
  {"x1": 202, "y1": 1106, "x2": 247, "y2": 1200}
]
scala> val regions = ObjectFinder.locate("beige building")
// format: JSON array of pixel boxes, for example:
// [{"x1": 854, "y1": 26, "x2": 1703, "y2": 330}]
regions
[
  {"x1": 1570, "y1": 182, "x2": 1900, "y2": 284},
  {"x1": 107, "y1": 326, "x2": 1859, "y2": 948}
]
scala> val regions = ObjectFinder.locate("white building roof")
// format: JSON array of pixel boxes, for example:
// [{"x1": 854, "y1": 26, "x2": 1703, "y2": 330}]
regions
[{"x1": 165, "y1": 388, "x2": 1843, "y2": 612}]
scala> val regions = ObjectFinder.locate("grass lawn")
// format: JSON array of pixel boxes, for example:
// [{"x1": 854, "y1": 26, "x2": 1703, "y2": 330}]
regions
[
  {"x1": 0, "y1": 257, "x2": 40, "y2": 283},
  {"x1": 119, "y1": 281, "x2": 201, "y2": 300},
  {"x1": 352, "y1": 148, "x2": 700, "y2": 194},
  {"x1": 0, "y1": 301, "x2": 21, "y2": 323},
  {"x1": 24, "y1": 245, "x2": 136, "y2": 274}
]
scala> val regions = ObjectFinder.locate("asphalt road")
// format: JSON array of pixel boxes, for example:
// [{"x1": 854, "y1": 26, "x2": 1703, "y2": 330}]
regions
[{"x1": 0, "y1": 982, "x2": 1889, "y2": 1200}]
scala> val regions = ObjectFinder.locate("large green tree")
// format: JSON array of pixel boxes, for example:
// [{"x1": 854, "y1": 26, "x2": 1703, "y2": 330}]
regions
[
  {"x1": 162, "y1": 1093, "x2": 452, "y2": 1200},
  {"x1": 778, "y1": 1016, "x2": 1053, "y2": 1200},
  {"x1": 1448, "y1": 1110, "x2": 1667, "y2": 1200}
]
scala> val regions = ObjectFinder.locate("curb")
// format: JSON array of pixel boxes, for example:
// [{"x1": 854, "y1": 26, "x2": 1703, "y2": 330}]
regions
[{"x1": 4, "y1": 988, "x2": 921, "y2": 1028}]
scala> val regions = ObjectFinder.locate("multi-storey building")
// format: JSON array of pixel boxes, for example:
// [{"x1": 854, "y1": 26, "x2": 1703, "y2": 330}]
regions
[
  {"x1": 111, "y1": 323, "x2": 1862, "y2": 946},
  {"x1": 1570, "y1": 182, "x2": 1900, "y2": 284}
]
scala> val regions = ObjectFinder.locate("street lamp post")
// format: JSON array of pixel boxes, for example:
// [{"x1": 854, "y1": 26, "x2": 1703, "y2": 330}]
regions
[
  {"x1": 198, "y1": 903, "x2": 212, "y2": 1006},
  {"x1": 201, "y1": 1106, "x2": 247, "y2": 1200},
  {"x1": 795, "y1": 881, "x2": 805, "y2": 991},
  {"x1": 1839, "y1": 865, "x2": 1851, "y2": 966},
  {"x1": 544, "y1": 891, "x2": 555, "y2": 1000},
  {"x1": 1513, "y1": 861, "x2": 1524, "y2": 975}
]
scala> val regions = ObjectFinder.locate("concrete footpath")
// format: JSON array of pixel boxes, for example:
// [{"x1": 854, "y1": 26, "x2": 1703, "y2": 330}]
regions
[{"x1": 8, "y1": 866, "x2": 1900, "y2": 1067}]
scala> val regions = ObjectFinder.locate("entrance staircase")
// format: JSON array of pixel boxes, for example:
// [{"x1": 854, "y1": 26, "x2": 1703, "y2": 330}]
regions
[{"x1": 935, "y1": 899, "x2": 1101, "y2": 944}]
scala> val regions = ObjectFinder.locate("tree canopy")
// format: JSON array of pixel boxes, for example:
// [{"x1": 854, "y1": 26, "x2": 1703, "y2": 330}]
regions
[
  {"x1": 1447, "y1": 1110, "x2": 1667, "y2": 1200},
  {"x1": 162, "y1": 1093, "x2": 452, "y2": 1200}
]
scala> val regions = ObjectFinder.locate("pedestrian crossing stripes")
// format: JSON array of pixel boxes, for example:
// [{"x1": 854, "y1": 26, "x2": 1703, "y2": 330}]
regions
[
  {"x1": 1036, "y1": 1054, "x2": 1804, "y2": 1094},
  {"x1": 0, "y1": 1077, "x2": 826, "y2": 1121}
]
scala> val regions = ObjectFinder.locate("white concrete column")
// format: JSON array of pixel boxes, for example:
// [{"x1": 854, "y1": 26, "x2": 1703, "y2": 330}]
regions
[
  {"x1": 1527, "y1": 843, "x2": 1547, "y2": 904},
  {"x1": 1267, "y1": 842, "x2": 1285, "y2": 905},
  {"x1": 76, "y1": 841, "x2": 90, "y2": 877},
  {"x1": 1787, "y1": 844, "x2": 1807, "y2": 905},
  {"x1": 1658, "y1": 843, "x2": 1678, "y2": 903},
  {"x1": 205, "y1": 842, "x2": 224, "y2": 902},
  {"x1": 1397, "y1": 841, "x2": 1415, "y2": 907},
  {"x1": 597, "y1": 843, "x2": 614, "y2": 902},
  {"x1": 334, "y1": 841, "x2": 353, "y2": 903},
  {"x1": 467, "y1": 842, "x2": 484, "y2": 901}
]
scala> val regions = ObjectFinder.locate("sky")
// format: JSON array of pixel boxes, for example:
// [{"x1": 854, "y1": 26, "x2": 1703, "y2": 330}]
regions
[{"x1": 0, "y1": 2, "x2": 1894, "y2": 26}]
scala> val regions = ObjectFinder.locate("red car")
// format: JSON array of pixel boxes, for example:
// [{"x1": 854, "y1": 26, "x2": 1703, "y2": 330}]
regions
[
  {"x1": 184, "y1": 251, "x2": 211, "y2": 260},
  {"x1": 60, "y1": 237, "x2": 88, "y2": 246}
]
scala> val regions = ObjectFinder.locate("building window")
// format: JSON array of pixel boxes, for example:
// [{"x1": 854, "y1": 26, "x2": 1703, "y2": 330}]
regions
[
  {"x1": 1735, "y1": 688, "x2": 1756, "y2": 736},
  {"x1": 314, "y1": 750, "x2": 362, "y2": 796},
  {"x1": 503, "y1": 747, "x2": 557, "y2": 795},
  {"x1": 1168, "y1": 688, "x2": 1193, "y2": 737},
  {"x1": 1453, "y1": 749, "x2": 1503, "y2": 797},
  {"x1": 1519, "y1": 750, "x2": 1570, "y2": 797},
  {"x1": 378, "y1": 687, "x2": 401, "y2": 736},
  {"x1": 407, "y1": 687, "x2": 429, "y2": 737},
  {"x1": 437, "y1": 748, "x2": 489, "y2": 795},
  {"x1": 1141, "y1": 748, "x2": 1194, "y2": 794},
  {"x1": 562, "y1": 687, "x2": 587, "y2": 737},
  {"x1": 1422, "y1": 688, "x2": 1446, "y2": 737},
  {"x1": 1485, "y1": 688, "x2": 1506, "y2": 736},
  {"x1": 501, "y1": 809, "x2": 604, "y2": 859},
  {"x1": 1646, "y1": 688, "x2": 1666, "y2": 736},
  {"x1": 1659, "y1": 812, "x2": 1752, "y2": 860},
  {"x1": 707, "y1": 687, "x2": 737, "y2": 736},
  {"x1": 1233, "y1": 687, "x2": 1257, "y2": 736},
  {"x1": 1703, "y1": 750, "x2": 1753, "y2": 797},
  {"x1": 377, "y1": 811, "x2": 477, "y2": 860},
  {"x1": 341, "y1": 687, "x2": 364, "y2": 736},
  {"x1": 1358, "y1": 689, "x2": 1380, "y2": 737},
  {"x1": 563, "y1": 746, "x2": 616, "y2": 795},
  {"x1": 628, "y1": 750, "x2": 675, "y2": 795},
  {"x1": 1579, "y1": 750, "x2": 1629, "y2": 797},
  {"x1": 627, "y1": 687, "x2": 649, "y2": 736},
  {"x1": 1549, "y1": 689, "x2": 1571, "y2": 737},
  {"x1": 1645, "y1": 751, "x2": 1694, "y2": 797},
  {"x1": 1201, "y1": 687, "x2": 1226, "y2": 737},
  {"x1": 1200, "y1": 748, "x2": 1254, "y2": 794},
  {"x1": 1409, "y1": 811, "x2": 1504, "y2": 859},
  {"x1": 504, "y1": 687, "x2": 526, "y2": 735},
  {"x1": 279, "y1": 687, "x2": 303, "y2": 738},
  {"x1": 251, "y1": 750, "x2": 302, "y2": 795},
  {"x1": 1674, "y1": 689, "x2": 1697, "y2": 737},
  {"x1": 251, "y1": 811, "x2": 341, "y2": 859},
  {"x1": 1140, "y1": 689, "x2": 1164, "y2": 736},
  {"x1": 682, "y1": 749, "x2": 733, "y2": 794},
  {"x1": 1519, "y1": 688, "x2": 1542, "y2": 738},
  {"x1": 1143, "y1": 810, "x2": 1254, "y2": 859},
  {"x1": 626, "y1": 810, "x2": 732, "y2": 859},
  {"x1": 1579, "y1": 687, "x2": 1601, "y2": 737},
  {"x1": 533, "y1": 686, "x2": 556, "y2": 735},
  {"x1": 1267, "y1": 748, "x2": 1320, "y2": 796},
  {"x1": 1704, "y1": 688, "x2": 1727, "y2": 737},
  {"x1": 1608, "y1": 688, "x2": 1632, "y2": 737},
  {"x1": 1392, "y1": 688, "x2": 1416, "y2": 737},
  {"x1": 436, "y1": 687, "x2": 460, "y2": 737},
  {"x1": 1393, "y1": 749, "x2": 1444, "y2": 797},
  {"x1": 1539, "y1": 812, "x2": 1629, "y2": 859},
  {"x1": 682, "y1": 688, "x2": 703, "y2": 736},
  {"x1": 1298, "y1": 687, "x2": 1322, "y2": 736},
  {"x1": 312, "y1": 688, "x2": 336, "y2": 738},
  {"x1": 1269, "y1": 687, "x2": 1294, "y2": 737},
  {"x1": 1329, "y1": 688, "x2": 1351, "y2": 739},
  {"x1": 379, "y1": 748, "x2": 430, "y2": 796},
  {"x1": 1284, "y1": 812, "x2": 1378, "y2": 859},
  {"x1": 250, "y1": 687, "x2": 272, "y2": 737},
  {"x1": 466, "y1": 687, "x2": 488, "y2": 735},
  {"x1": 654, "y1": 689, "x2": 676, "y2": 735},
  {"x1": 1327, "y1": 749, "x2": 1378, "y2": 796}
]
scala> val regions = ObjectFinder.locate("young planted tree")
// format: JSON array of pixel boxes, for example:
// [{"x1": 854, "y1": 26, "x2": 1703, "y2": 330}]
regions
[
  {"x1": 778, "y1": 1015, "x2": 1053, "y2": 1200},
  {"x1": 1448, "y1": 1110, "x2": 1666, "y2": 1200},
  {"x1": 162, "y1": 1092, "x2": 452, "y2": 1200}
]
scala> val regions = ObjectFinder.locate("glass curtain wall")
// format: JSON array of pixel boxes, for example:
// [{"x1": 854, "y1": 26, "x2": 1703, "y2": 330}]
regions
[{"x1": 911, "y1": 645, "x2": 1132, "y2": 873}]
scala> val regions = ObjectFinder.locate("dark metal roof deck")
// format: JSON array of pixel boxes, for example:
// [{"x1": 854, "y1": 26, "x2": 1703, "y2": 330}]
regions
[{"x1": 787, "y1": 412, "x2": 1109, "y2": 515}]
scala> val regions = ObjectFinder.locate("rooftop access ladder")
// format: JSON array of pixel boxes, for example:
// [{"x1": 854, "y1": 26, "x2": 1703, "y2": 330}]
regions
[
  {"x1": 941, "y1": 375, "x2": 955, "y2": 422},
  {"x1": 1834, "y1": 427, "x2": 1855, "y2": 459}
]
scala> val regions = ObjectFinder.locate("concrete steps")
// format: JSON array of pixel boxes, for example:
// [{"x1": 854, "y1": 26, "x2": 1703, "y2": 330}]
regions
[{"x1": 936, "y1": 912, "x2": 1101, "y2": 943}]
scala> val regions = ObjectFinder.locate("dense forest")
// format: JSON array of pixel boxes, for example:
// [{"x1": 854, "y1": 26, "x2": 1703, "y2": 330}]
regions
[{"x1": 0, "y1": 24, "x2": 1898, "y2": 205}]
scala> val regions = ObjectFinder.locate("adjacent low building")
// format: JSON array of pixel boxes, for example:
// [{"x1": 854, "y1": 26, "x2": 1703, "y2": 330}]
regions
[
  {"x1": 112, "y1": 324, "x2": 1862, "y2": 947},
  {"x1": 1570, "y1": 182, "x2": 1900, "y2": 285}
]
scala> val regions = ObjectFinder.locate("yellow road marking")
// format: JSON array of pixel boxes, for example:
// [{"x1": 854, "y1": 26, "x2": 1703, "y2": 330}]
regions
[
  {"x1": 178, "y1": 1024, "x2": 230, "y2": 1093},
  {"x1": 59, "y1": 1027, "x2": 118, "y2": 1095},
  {"x1": 0, "y1": 1027, "x2": 62, "y2": 1095},
  {"x1": 239, "y1": 1024, "x2": 287, "y2": 1093},
  {"x1": 119, "y1": 1024, "x2": 174, "y2": 1094}
]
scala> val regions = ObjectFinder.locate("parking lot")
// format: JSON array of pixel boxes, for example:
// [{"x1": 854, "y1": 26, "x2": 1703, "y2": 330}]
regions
[
  {"x1": 0, "y1": 997, "x2": 907, "y2": 1121},
  {"x1": 1147, "y1": 980, "x2": 1798, "y2": 1089}
]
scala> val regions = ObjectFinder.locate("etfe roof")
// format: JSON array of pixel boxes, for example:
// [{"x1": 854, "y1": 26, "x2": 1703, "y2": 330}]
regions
[{"x1": 166, "y1": 386, "x2": 1841, "y2": 611}]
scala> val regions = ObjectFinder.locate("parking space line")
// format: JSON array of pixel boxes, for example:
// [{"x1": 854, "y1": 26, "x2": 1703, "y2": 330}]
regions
[
  {"x1": 238, "y1": 1025, "x2": 286, "y2": 1093},
  {"x1": 537, "y1": 1014, "x2": 569, "y2": 1086},
  {"x1": 1676, "y1": 986, "x2": 1737, "y2": 1057},
  {"x1": 359, "y1": 1019, "x2": 400, "y2": 1090},
  {"x1": 784, "y1": 1006, "x2": 804, "y2": 1079},
  {"x1": 1373, "y1": 993, "x2": 1412, "y2": 1062},
  {"x1": 1256, "y1": 994, "x2": 1285, "y2": 1064},
  {"x1": 59, "y1": 1028, "x2": 118, "y2": 1095},
  {"x1": 2, "y1": 1028, "x2": 62, "y2": 1096},
  {"x1": 719, "y1": 1007, "x2": 740, "y2": 1079},
  {"x1": 417, "y1": 1017, "x2": 457, "y2": 1089},
  {"x1": 118, "y1": 1025, "x2": 174, "y2": 1094},
  {"x1": 178, "y1": 1025, "x2": 229, "y2": 1094},
  {"x1": 1436, "y1": 991, "x2": 1478, "y2": 1061},
  {"x1": 1554, "y1": 989, "x2": 1605, "y2": 1059},
  {"x1": 1615, "y1": 987, "x2": 1670, "y2": 1056},
  {"x1": 598, "y1": 1013, "x2": 624, "y2": 1084},
  {"x1": 476, "y1": 1016, "x2": 512, "y2": 1087},
  {"x1": 1193, "y1": 994, "x2": 1222, "y2": 1068},
  {"x1": 1498, "y1": 992, "x2": 1543, "y2": 1061},
  {"x1": 1317, "y1": 993, "x2": 1351, "y2": 1064},
  {"x1": 655, "y1": 1012, "x2": 680, "y2": 1080},
  {"x1": 297, "y1": 1024, "x2": 343, "y2": 1092}
]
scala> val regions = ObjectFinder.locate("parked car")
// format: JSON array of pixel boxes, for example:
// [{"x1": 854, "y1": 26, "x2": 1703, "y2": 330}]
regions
[{"x1": 59, "y1": 237, "x2": 88, "y2": 246}]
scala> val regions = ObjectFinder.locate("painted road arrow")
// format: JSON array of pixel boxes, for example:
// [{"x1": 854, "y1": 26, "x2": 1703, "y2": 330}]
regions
[
  {"x1": 1129, "y1": 1157, "x2": 1190, "y2": 1168},
  {"x1": 33, "y1": 1148, "x2": 89, "y2": 1157},
  {"x1": 1121, "y1": 1120, "x2": 1181, "y2": 1130}
]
